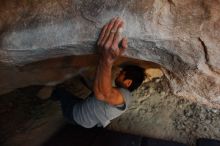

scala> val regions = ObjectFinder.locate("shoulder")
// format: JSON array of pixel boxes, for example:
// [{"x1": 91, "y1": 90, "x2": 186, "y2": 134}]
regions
[
  {"x1": 117, "y1": 88, "x2": 132, "y2": 106},
  {"x1": 111, "y1": 87, "x2": 132, "y2": 105},
  {"x1": 117, "y1": 88, "x2": 131, "y2": 98},
  {"x1": 95, "y1": 87, "x2": 132, "y2": 106}
]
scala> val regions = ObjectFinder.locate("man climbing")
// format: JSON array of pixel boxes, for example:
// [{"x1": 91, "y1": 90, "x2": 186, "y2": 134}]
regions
[{"x1": 44, "y1": 17, "x2": 145, "y2": 128}]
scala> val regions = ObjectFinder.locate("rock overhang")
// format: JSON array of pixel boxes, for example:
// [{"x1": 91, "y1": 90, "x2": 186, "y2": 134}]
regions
[{"x1": 0, "y1": 0, "x2": 220, "y2": 108}]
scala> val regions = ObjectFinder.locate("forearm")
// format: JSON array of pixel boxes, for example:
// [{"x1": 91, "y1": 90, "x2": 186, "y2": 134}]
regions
[{"x1": 93, "y1": 56, "x2": 113, "y2": 100}]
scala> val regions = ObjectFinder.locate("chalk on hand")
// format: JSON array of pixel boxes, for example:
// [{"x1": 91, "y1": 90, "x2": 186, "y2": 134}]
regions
[{"x1": 118, "y1": 27, "x2": 123, "y2": 33}]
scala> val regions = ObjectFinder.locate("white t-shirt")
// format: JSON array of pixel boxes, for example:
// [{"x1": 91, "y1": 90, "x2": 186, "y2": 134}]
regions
[{"x1": 72, "y1": 88, "x2": 132, "y2": 128}]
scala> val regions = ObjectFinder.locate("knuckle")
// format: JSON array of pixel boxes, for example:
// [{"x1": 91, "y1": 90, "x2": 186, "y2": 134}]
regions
[
  {"x1": 111, "y1": 45, "x2": 116, "y2": 50},
  {"x1": 104, "y1": 43, "x2": 110, "y2": 49},
  {"x1": 111, "y1": 44, "x2": 118, "y2": 50}
]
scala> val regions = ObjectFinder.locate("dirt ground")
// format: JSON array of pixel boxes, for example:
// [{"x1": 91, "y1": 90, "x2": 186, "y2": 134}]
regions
[{"x1": 1, "y1": 76, "x2": 220, "y2": 146}]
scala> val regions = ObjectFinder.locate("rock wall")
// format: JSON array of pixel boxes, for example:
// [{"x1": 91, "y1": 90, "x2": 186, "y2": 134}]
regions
[{"x1": 0, "y1": 0, "x2": 220, "y2": 108}]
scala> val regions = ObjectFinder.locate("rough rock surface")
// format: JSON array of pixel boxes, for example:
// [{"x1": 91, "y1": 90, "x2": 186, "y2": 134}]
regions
[
  {"x1": 0, "y1": 0, "x2": 220, "y2": 108},
  {"x1": 109, "y1": 77, "x2": 220, "y2": 145}
]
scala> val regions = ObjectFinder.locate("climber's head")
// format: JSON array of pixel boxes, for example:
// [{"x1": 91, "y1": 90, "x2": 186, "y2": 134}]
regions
[{"x1": 115, "y1": 65, "x2": 145, "y2": 92}]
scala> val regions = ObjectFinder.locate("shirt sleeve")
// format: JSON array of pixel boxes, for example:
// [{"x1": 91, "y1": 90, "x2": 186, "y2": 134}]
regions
[{"x1": 118, "y1": 88, "x2": 132, "y2": 109}]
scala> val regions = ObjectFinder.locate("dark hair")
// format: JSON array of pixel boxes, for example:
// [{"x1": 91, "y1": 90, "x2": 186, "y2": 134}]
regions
[{"x1": 121, "y1": 65, "x2": 145, "y2": 92}]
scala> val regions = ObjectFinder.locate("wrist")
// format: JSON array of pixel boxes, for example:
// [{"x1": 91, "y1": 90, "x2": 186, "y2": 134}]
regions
[{"x1": 99, "y1": 54, "x2": 114, "y2": 66}]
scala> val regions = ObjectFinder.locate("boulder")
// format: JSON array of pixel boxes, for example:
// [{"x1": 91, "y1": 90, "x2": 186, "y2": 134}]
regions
[{"x1": 0, "y1": 0, "x2": 220, "y2": 108}]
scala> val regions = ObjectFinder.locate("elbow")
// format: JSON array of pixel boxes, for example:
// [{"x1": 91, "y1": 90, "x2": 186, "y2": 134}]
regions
[
  {"x1": 95, "y1": 92, "x2": 106, "y2": 101},
  {"x1": 93, "y1": 87, "x2": 112, "y2": 101},
  {"x1": 93, "y1": 87, "x2": 105, "y2": 101}
]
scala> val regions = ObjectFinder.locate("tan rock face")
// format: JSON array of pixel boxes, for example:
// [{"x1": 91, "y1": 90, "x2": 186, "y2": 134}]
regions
[{"x1": 0, "y1": 0, "x2": 220, "y2": 108}]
